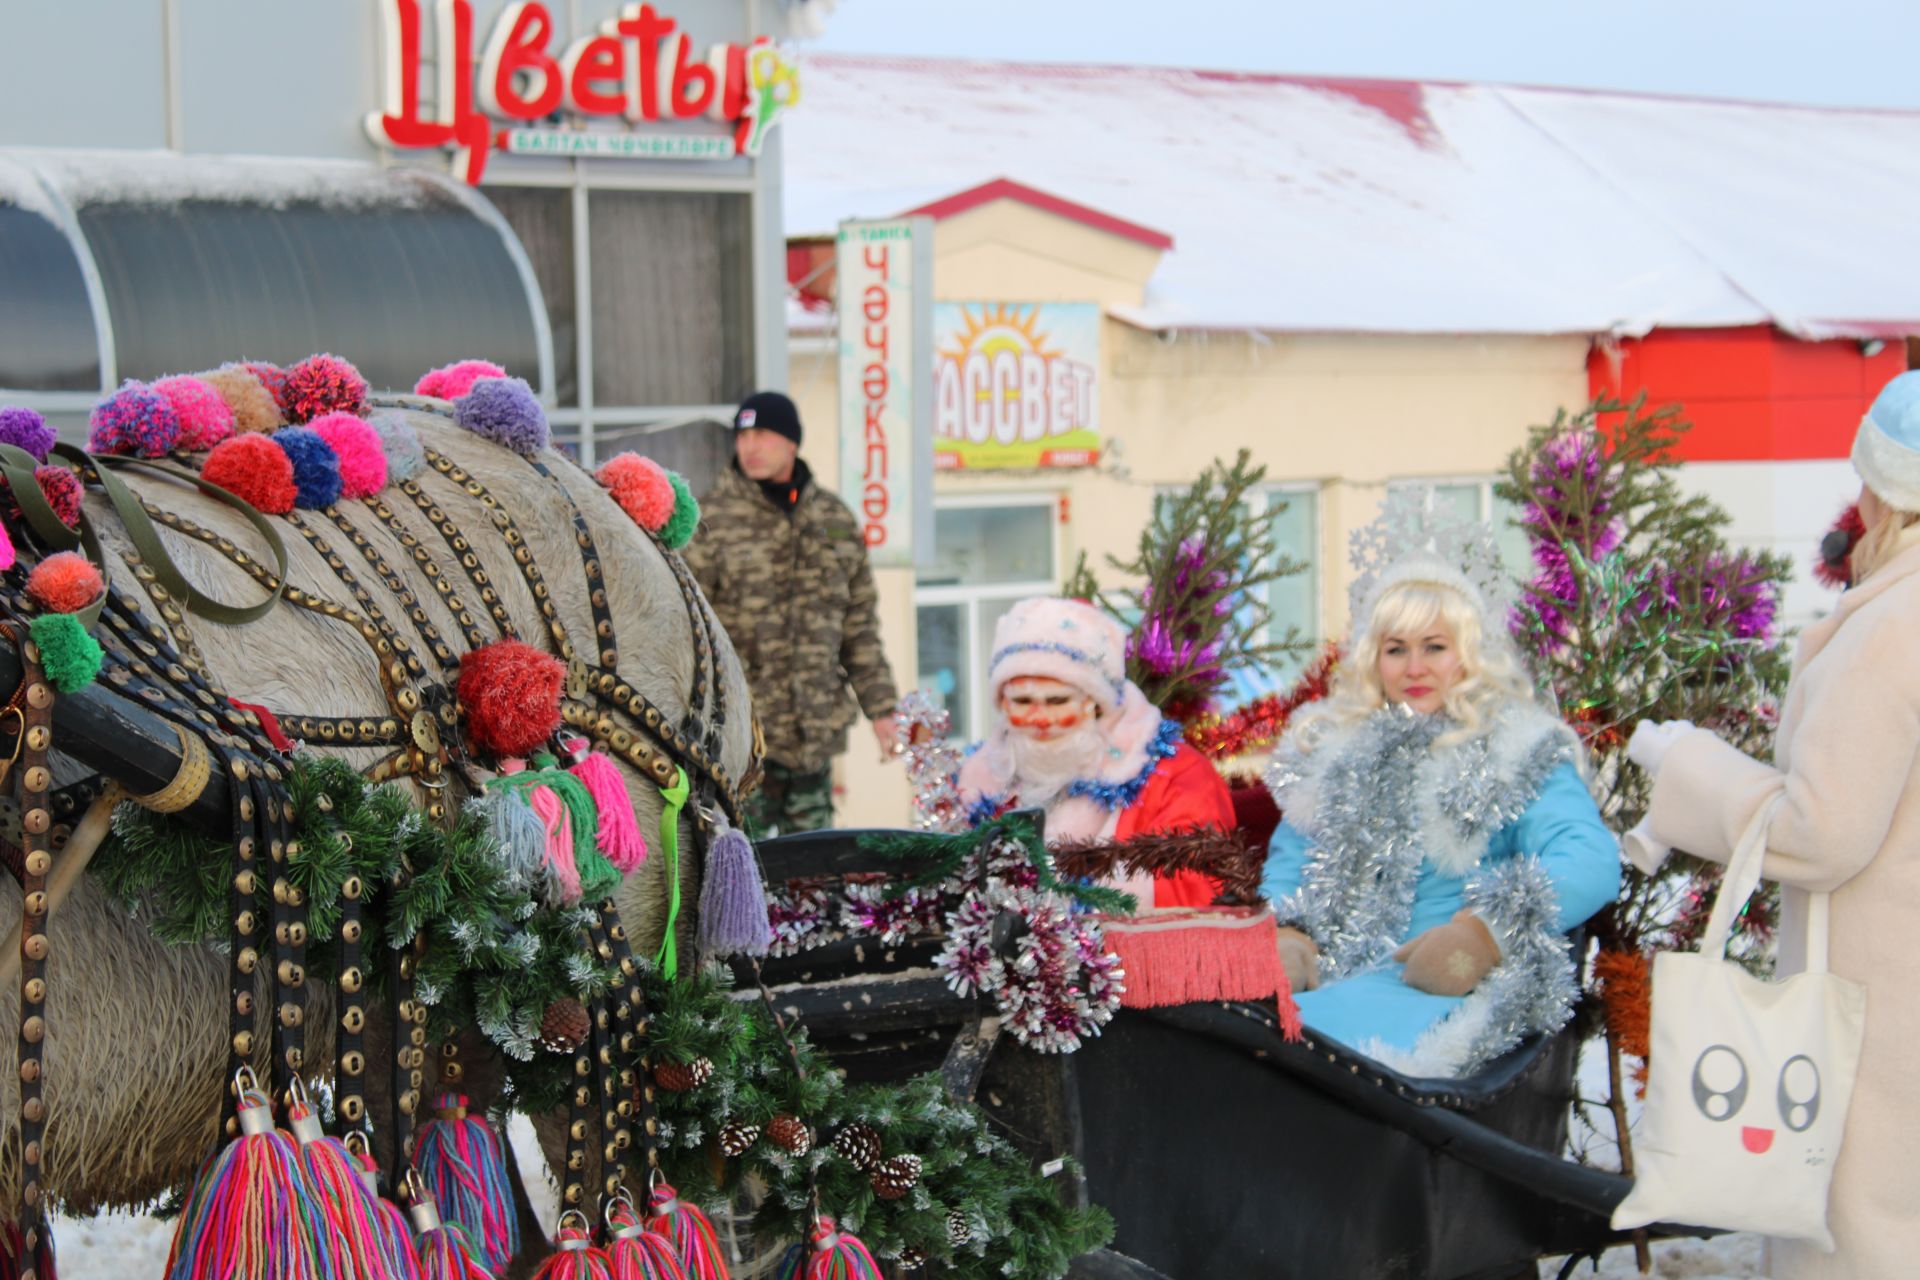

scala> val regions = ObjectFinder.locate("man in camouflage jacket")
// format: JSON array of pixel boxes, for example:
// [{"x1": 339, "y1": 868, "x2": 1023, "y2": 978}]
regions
[{"x1": 684, "y1": 391, "x2": 900, "y2": 835}]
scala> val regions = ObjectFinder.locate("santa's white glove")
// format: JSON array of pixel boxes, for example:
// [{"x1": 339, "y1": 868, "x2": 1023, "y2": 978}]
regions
[{"x1": 1626, "y1": 719, "x2": 1695, "y2": 777}]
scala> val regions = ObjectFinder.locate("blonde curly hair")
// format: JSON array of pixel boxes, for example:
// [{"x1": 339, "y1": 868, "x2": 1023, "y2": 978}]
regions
[{"x1": 1292, "y1": 578, "x2": 1539, "y2": 752}]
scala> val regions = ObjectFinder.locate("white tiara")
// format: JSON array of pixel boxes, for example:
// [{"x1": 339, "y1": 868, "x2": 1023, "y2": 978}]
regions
[{"x1": 1346, "y1": 487, "x2": 1518, "y2": 641}]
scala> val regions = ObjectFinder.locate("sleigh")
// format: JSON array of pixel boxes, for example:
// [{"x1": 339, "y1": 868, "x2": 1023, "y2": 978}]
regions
[{"x1": 746, "y1": 814, "x2": 1702, "y2": 1280}]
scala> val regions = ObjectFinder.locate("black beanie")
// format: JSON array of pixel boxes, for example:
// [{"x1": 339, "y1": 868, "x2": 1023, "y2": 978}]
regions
[{"x1": 733, "y1": 390, "x2": 802, "y2": 445}]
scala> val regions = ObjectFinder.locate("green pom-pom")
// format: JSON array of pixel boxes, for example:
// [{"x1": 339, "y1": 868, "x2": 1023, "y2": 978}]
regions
[
  {"x1": 29, "y1": 611, "x2": 102, "y2": 693},
  {"x1": 661, "y1": 471, "x2": 699, "y2": 550}
]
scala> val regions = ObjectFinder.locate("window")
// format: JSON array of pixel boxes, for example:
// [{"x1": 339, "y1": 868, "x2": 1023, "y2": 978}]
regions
[
  {"x1": 914, "y1": 498, "x2": 1059, "y2": 741},
  {"x1": 486, "y1": 186, "x2": 578, "y2": 408},
  {"x1": 1393, "y1": 477, "x2": 1533, "y2": 582}
]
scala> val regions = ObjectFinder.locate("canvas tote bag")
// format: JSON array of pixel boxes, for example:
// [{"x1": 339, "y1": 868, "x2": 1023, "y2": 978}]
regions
[{"x1": 1612, "y1": 796, "x2": 1866, "y2": 1249}]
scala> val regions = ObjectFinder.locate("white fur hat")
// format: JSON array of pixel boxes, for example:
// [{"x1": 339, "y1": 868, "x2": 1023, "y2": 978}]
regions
[
  {"x1": 986, "y1": 597, "x2": 1128, "y2": 710},
  {"x1": 1851, "y1": 372, "x2": 1920, "y2": 513}
]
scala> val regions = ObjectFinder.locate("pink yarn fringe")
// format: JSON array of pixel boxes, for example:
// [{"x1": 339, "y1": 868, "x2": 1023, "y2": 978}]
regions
[
  {"x1": 570, "y1": 749, "x2": 647, "y2": 873},
  {"x1": 529, "y1": 784, "x2": 584, "y2": 903}
]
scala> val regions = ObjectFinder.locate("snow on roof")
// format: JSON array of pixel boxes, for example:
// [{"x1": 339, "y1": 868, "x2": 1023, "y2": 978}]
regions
[
  {"x1": 783, "y1": 55, "x2": 1920, "y2": 338},
  {"x1": 1, "y1": 148, "x2": 453, "y2": 210}
]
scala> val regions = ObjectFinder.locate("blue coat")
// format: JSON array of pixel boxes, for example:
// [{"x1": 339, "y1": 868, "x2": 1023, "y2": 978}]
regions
[{"x1": 1263, "y1": 761, "x2": 1619, "y2": 1062}]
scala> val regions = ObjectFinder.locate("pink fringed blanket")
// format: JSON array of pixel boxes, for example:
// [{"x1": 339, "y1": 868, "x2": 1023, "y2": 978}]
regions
[{"x1": 1098, "y1": 905, "x2": 1301, "y2": 1038}]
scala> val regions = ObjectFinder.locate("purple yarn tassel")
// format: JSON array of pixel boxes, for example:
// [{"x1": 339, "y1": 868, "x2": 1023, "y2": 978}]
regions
[{"x1": 696, "y1": 825, "x2": 771, "y2": 957}]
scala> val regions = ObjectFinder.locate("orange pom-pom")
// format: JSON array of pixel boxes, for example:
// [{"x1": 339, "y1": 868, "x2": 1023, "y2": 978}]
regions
[
  {"x1": 457, "y1": 639, "x2": 566, "y2": 757},
  {"x1": 595, "y1": 452, "x2": 676, "y2": 532},
  {"x1": 27, "y1": 551, "x2": 104, "y2": 614}
]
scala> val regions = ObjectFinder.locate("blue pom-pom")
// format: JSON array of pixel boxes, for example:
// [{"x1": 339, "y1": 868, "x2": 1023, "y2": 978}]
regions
[
  {"x1": 273, "y1": 426, "x2": 343, "y2": 509},
  {"x1": 454, "y1": 377, "x2": 549, "y2": 456}
]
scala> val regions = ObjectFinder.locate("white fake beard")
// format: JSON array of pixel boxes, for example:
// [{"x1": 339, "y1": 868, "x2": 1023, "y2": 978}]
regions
[{"x1": 1005, "y1": 719, "x2": 1106, "y2": 809}]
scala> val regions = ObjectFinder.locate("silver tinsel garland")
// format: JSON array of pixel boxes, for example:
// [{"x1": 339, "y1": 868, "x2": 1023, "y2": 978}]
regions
[{"x1": 1266, "y1": 702, "x2": 1584, "y2": 1076}]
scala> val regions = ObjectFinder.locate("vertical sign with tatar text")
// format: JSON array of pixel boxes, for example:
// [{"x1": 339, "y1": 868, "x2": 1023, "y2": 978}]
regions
[{"x1": 837, "y1": 219, "x2": 933, "y2": 569}]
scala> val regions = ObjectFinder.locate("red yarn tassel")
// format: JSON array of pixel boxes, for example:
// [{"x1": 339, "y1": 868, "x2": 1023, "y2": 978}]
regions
[
  {"x1": 605, "y1": 1191, "x2": 689, "y2": 1280},
  {"x1": 568, "y1": 741, "x2": 648, "y2": 873},
  {"x1": 407, "y1": 1176, "x2": 493, "y2": 1280},
  {"x1": 773, "y1": 1218, "x2": 883, "y2": 1280},
  {"x1": 644, "y1": 1183, "x2": 730, "y2": 1280},
  {"x1": 530, "y1": 1212, "x2": 616, "y2": 1280}
]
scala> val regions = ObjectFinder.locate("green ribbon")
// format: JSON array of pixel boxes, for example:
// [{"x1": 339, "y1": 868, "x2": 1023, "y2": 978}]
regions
[{"x1": 653, "y1": 767, "x2": 690, "y2": 981}]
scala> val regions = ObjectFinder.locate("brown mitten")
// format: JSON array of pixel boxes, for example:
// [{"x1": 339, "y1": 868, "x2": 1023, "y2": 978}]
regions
[
  {"x1": 1392, "y1": 910, "x2": 1501, "y2": 997},
  {"x1": 1275, "y1": 926, "x2": 1321, "y2": 993}
]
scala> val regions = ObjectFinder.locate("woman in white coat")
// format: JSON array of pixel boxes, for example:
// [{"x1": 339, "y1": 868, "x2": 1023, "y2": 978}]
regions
[{"x1": 1629, "y1": 370, "x2": 1920, "y2": 1279}]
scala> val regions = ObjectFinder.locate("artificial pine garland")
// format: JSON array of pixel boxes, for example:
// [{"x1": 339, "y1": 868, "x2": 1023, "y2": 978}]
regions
[
  {"x1": 642, "y1": 963, "x2": 1113, "y2": 1278},
  {"x1": 91, "y1": 754, "x2": 614, "y2": 1109}
]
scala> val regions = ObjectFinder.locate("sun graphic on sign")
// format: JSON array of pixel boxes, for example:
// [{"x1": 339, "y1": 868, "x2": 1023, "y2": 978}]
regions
[{"x1": 939, "y1": 305, "x2": 1061, "y2": 405}]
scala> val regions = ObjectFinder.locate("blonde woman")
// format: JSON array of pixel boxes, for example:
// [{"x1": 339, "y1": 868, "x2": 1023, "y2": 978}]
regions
[
  {"x1": 1262, "y1": 495, "x2": 1619, "y2": 1078},
  {"x1": 1626, "y1": 371, "x2": 1920, "y2": 1278}
]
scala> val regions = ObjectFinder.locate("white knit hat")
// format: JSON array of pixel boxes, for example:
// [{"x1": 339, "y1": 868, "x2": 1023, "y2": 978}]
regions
[
  {"x1": 986, "y1": 597, "x2": 1128, "y2": 711},
  {"x1": 1851, "y1": 372, "x2": 1920, "y2": 513}
]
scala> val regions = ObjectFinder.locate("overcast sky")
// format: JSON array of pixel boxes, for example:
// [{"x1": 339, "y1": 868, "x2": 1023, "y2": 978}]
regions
[{"x1": 801, "y1": 0, "x2": 1920, "y2": 109}]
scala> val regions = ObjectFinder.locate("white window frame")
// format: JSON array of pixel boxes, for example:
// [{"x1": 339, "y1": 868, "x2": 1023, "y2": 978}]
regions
[
  {"x1": 913, "y1": 492, "x2": 1064, "y2": 740},
  {"x1": 1260, "y1": 481, "x2": 1324, "y2": 658}
]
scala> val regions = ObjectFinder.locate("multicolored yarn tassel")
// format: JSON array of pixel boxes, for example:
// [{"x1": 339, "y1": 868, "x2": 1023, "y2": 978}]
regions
[
  {"x1": 530, "y1": 1213, "x2": 616, "y2": 1280},
  {"x1": 408, "y1": 1185, "x2": 493, "y2": 1280},
  {"x1": 693, "y1": 820, "x2": 770, "y2": 958},
  {"x1": 772, "y1": 1219, "x2": 883, "y2": 1280},
  {"x1": 413, "y1": 1094, "x2": 520, "y2": 1275},
  {"x1": 529, "y1": 783, "x2": 586, "y2": 903},
  {"x1": 644, "y1": 1183, "x2": 729, "y2": 1280},
  {"x1": 162, "y1": 1073, "x2": 344, "y2": 1280},
  {"x1": 652, "y1": 770, "x2": 691, "y2": 981},
  {"x1": 349, "y1": 1139, "x2": 422, "y2": 1280},
  {"x1": 286, "y1": 1087, "x2": 406, "y2": 1280},
  {"x1": 604, "y1": 1193, "x2": 689, "y2": 1280},
  {"x1": 569, "y1": 745, "x2": 648, "y2": 872}
]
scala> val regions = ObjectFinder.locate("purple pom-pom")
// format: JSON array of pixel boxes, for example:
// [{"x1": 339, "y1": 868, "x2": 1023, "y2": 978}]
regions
[
  {"x1": 87, "y1": 381, "x2": 181, "y2": 458},
  {"x1": 0, "y1": 407, "x2": 57, "y2": 462},
  {"x1": 272, "y1": 426, "x2": 343, "y2": 509},
  {"x1": 454, "y1": 377, "x2": 549, "y2": 456}
]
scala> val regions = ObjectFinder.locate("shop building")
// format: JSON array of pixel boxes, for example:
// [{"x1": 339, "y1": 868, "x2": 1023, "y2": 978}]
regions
[
  {"x1": 784, "y1": 55, "x2": 1920, "y2": 826},
  {"x1": 0, "y1": 0, "x2": 815, "y2": 469}
]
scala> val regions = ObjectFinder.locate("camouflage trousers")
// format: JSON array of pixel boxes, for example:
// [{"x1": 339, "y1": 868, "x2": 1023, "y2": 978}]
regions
[{"x1": 743, "y1": 761, "x2": 834, "y2": 839}]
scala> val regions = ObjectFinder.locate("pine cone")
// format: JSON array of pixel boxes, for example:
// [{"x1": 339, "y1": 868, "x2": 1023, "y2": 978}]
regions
[
  {"x1": 539, "y1": 997, "x2": 589, "y2": 1053},
  {"x1": 870, "y1": 1153, "x2": 923, "y2": 1201},
  {"x1": 718, "y1": 1120, "x2": 761, "y2": 1156},
  {"x1": 652, "y1": 1057, "x2": 715, "y2": 1092},
  {"x1": 831, "y1": 1122, "x2": 883, "y2": 1170},
  {"x1": 947, "y1": 1208, "x2": 971, "y2": 1246},
  {"x1": 766, "y1": 1113, "x2": 813, "y2": 1156},
  {"x1": 899, "y1": 1247, "x2": 928, "y2": 1270}
]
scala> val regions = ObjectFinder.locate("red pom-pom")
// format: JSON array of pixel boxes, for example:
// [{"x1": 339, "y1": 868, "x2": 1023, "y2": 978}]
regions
[
  {"x1": 596, "y1": 452, "x2": 676, "y2": 532},
  {"x1": 282, "y1": 353, "x2": 369, "y2": 423},
  {"x1": 416, "y1": 359, "x2": 508, "y2": 401},
  {"x1": 310, "y1": 412, "x2": 388, "y2": 498},
  {"x1": 27, "y1": 551, "x2": 103, "y2": 614},
  {"x1": 203, "y1": 434, "x2": 297, "y2": 515},
  {"x1": 457, "y1": 639, "x2": 566, "y2": 757}
]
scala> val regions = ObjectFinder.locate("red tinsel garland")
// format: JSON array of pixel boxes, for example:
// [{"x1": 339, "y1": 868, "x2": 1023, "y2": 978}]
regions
[{"x1": 1188, "y1": 640, "x2": 1340, "y2": 760}]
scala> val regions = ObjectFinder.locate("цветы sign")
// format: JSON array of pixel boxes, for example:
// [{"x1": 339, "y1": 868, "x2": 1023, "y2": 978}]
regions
[
  {"x1": 367, "y1": 1, "x2": 800, "y2": 184},
  {"x1": 934, "y1": 302, "x2": 1100, "y2": 469}
]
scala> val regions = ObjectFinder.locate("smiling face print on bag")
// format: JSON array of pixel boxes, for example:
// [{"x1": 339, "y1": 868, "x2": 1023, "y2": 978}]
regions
[{"x1": 1692, "y1": 1044, "x2": 1829, "y2": 1162}]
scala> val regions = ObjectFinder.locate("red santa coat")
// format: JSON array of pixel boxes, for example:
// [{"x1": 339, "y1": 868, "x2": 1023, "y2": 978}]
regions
[{"x1": 1112, "y1": 742, "x2": 1235, "y2": 906}]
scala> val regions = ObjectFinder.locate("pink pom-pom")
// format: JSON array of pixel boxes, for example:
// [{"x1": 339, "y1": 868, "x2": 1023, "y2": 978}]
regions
[
  {"x1": 27, "y1": 551, "x2": 103, "y2": 614},
  {"x1": 152, "y1": 375, "x2": 236, "y2": 451},
  {"x1": 36, "y1": 466, "x2": 83, "y2": 527},
  {"x1": 596, "y1": 453, "x2": 676, "y2": 532},
  {"x1": 88, "y1": 380, "x2": 181, "y2": 457},
  {"x1": 203, "y1": 434, "x2": 297, "y2": 515},
  {"x1": 416, "y1": 359, "x2": 508, "y2": 401},
  {"x1": 0, "y1": 523, "x2": 14, "y2": 572},
  {"x1": 310, "y1": 412, "x2": 389, "y2": 499},
  {"x1": 282, "y1": 353, "x2": 369, "y2": 423}
]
